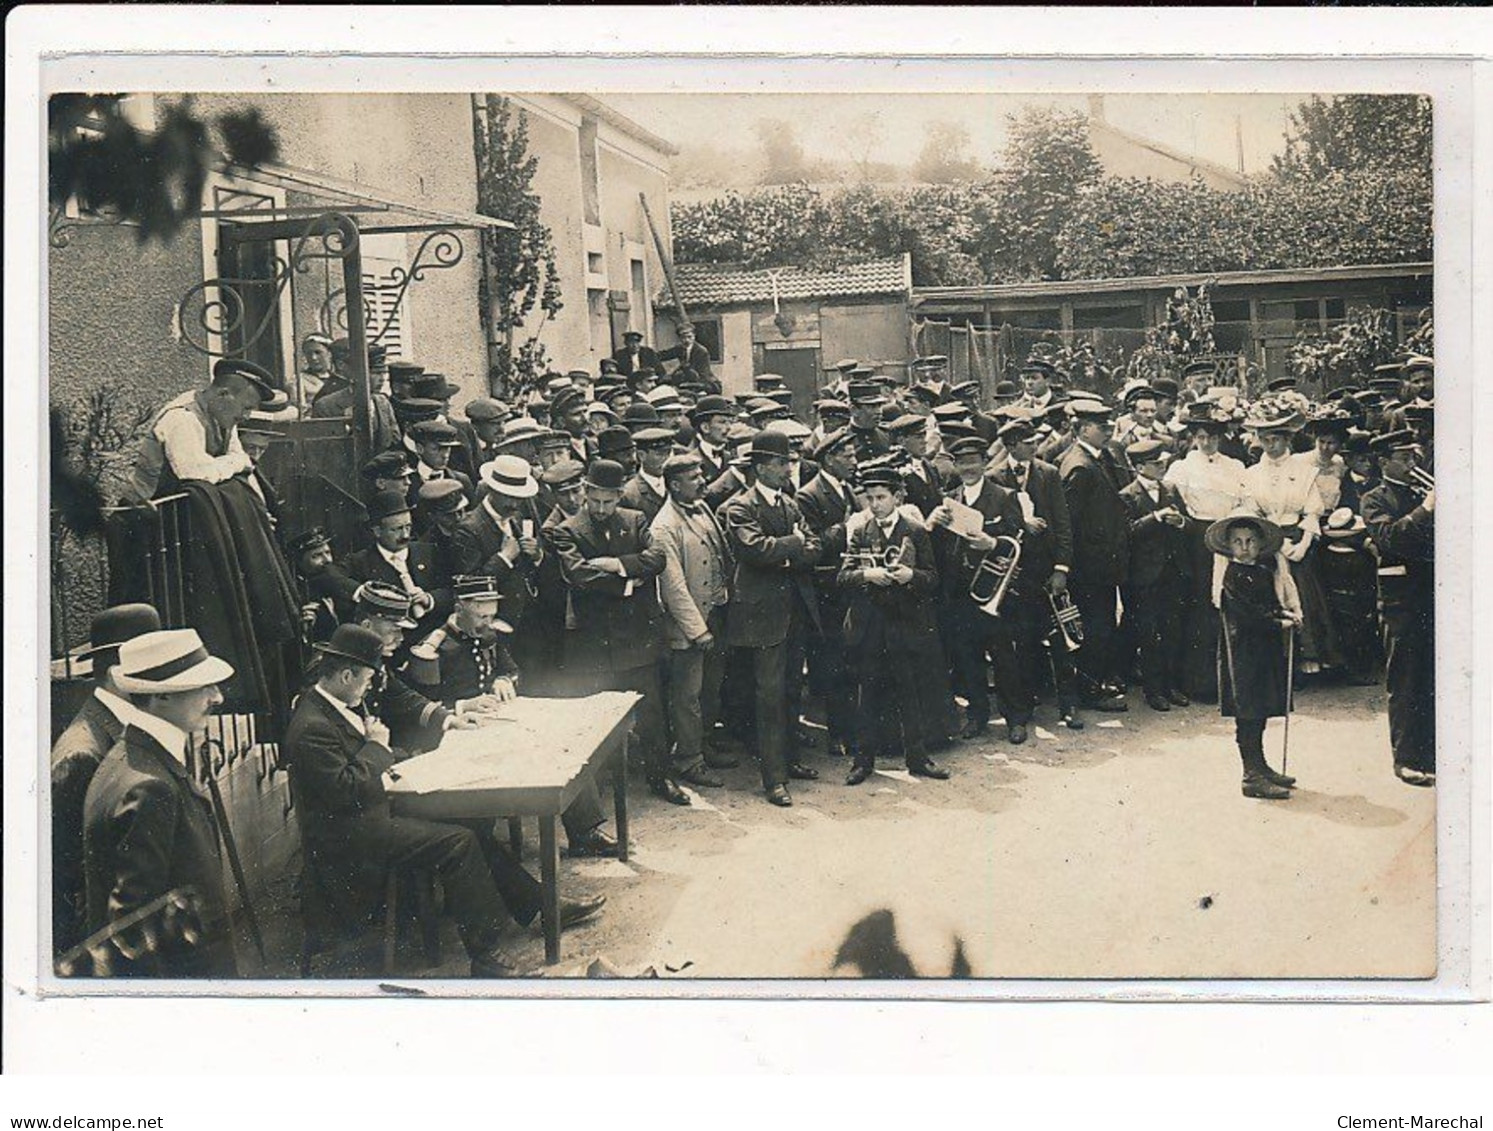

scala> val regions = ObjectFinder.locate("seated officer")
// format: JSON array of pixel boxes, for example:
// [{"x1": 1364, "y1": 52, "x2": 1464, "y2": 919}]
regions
[
  {"x1": 283, "y1": 623, "x2": 605, "y2": 978},
  {"x1": 408, "y1": 576, "x2": 618, "y2": 858}
]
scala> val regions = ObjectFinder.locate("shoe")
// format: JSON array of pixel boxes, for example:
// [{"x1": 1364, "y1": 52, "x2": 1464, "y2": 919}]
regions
[
  {"x1": 1166, "y1": 690, "x2": 1191, "y2": 707},
  {"x1": 679, "y1": 765, "x2": 725, "y2": 788},
  {"x1": 1395, "y1": 765, "x2": 1435, "y2": 787},
  {"x1": 845, "y1": 762, "x2": 874, "y2": 786},
  {"x1": 766, "y1": 785, "x2": 793, "y2": 807},
  {"x1": 908, "y1": 758, "x2": 950, "y2": 780},
  {"x1": 470, "y1": 950, "x2": 521, "y2": 978},
  {"x1": 567, "y1": 828, "x2": 619, "y2": 858},
  {"x1": 960, "y1": 719, "x2": 989, "y2": 740},
  {"x1": 1082, "y1": 694, "x2": 1128, "y2": 713},
  {"x1": 1260, "y1": 765, "x2": 1296, "y2": 789},
  {"x1": 558, "y1": 893, "x2": 607, "y2": 930},
  {"x1": 787, "y1": 762, "x2": 820, "y2": 781},
  {"x1": 1059, "y1": 708, "x2": 1085, "y2": 731},
  {"x1": 649, "y1": 777, "x2": 692, "y2": 806},
  {"x1": 1007, "y1": 724, "x2": 1028, "y2": 745},
  {"x1": 1241, "y1": 774, "x2": 1291, "y2": 800},
  {"x1": 1145, "y1": 692, "x2": 1171, "y2": 712}
]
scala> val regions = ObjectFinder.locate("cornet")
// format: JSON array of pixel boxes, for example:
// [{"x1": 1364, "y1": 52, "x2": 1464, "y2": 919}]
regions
[
  {"x1": 1048, "y1": 588, "x2": 1085, "y2": 653},
  {"x1": 842, "y1": 540, "x2": 906, "y2": 571},
  {"x1": 1408, "y1": 465, "x2": 1435, "y2": 497},
  {"x1": 969, "y1": 534, "x2": 1022, "y2": 617}
]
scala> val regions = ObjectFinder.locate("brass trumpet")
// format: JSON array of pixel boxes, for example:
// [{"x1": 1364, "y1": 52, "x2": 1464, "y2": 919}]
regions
[
  {"x1": 1048, "y1": 588, "x2": 1085, "y2": 653},
  {"x1": 842, "y1": 541, "x2": 905, "y2": 571},
  {"x1": 969, "y1": 534, "x2": 1022, "y2": 617},
  {"x1": 1408, "y1": 465, "x2": 1435, "y2": 497}
]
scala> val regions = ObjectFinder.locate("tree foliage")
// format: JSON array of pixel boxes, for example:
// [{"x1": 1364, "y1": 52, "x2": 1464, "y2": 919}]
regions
[
  {"x1": 754, "y1": 118, "x2": 810, "y2": 185},
  {"x1": 986, "y1": 107, "x2": 1102, "y2": 281},
  {"x1": 48, "y1": 94, "x2": 280, "y2": 243},
  {"x1": 912, "y1": 120, "x2": 981, "y2": 184},
  {"x1": 1272, "y1": 94, "x2": 1432, "y2": 181},
  {"x1": 475, "y1": 95, "x2": 563, "y2": 399},
  {"x1": 1287, "y1": 306, "x2": 1402, "y2": 387}
]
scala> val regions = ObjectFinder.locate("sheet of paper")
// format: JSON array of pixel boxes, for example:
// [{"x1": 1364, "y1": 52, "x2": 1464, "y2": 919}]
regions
[
  {"x1": 1097, "y1": 719, "x2": 1125, "y2": 729},
  {"x1": 944, "y1": 498, "x2": 986, "y2": 539}
]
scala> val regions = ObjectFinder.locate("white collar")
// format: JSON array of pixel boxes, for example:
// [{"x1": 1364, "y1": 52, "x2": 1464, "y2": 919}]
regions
[
  {"x1": 94, "y1": 686, "x2": 138, "y2": 728},
  {"x1": 417, "y1": 459, "x2": 446, "y2": 479},
  {"x1": 1139, "y1": 476, "x2": 1161, "y2": 495},
  {"x1": 756, "y1": 482, "x2": 783, "y2": 506},
  {"x1": 1077, "y1": 440, "x2": 1103, "y2": 459},
  {"x1": 377, "y1": 543, "x2": 409, "y2": 564},
  {"x1": 877, "y1": 514, "x2": 899, "y2": 535},
  {"x1": 641, "y1": 470, "x2": 666, "y2": 496},
  {"x1": 315, "y1": 683, "x2": 367, "y2": 737},
  {"x1": 129, "y1": 710, "x2": 190, "y2": 767},
  {"x1": 961, "y1": 479, "x2": 984, "y2": 505}
]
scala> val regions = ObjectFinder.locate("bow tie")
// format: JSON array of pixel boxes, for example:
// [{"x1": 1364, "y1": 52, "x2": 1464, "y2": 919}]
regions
[{"x1": 1010, "y1": 463, "x2": 1026, "y2": 477}]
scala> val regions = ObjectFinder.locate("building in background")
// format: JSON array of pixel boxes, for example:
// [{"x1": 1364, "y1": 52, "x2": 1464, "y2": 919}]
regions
[
  {"x1": 653, "y1": 253, "x2": 913, "y2": 408},
  {"x1": 1084, "y1": 95, "x2": 1251, "y2": 191}
]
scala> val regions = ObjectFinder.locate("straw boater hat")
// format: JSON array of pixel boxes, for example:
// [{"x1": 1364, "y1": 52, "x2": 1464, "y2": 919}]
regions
[
  {"x1": 479, "y1": 455, "x2": 539, "y2": 499},
  {"x1": 1204, "y1": 515, "x2": 1285, "y2": 558},
  {"x1": 496, "y1": 416, "x2": 547, "y2": 450},
  {"x1": 114, "y1": 629, "x2": 235, "y2": 695},
  {"x1": 1321, "y1": 507, "x2": 1368, "y2": 542}
]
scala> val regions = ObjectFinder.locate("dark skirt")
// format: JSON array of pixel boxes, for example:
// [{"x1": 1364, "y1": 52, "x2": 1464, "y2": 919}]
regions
[{"x1": 1217, "y1": 564, "x2": 1293, "y2": 720}]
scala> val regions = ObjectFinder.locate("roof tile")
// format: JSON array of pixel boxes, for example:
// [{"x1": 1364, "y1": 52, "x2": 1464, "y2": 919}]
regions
[{"x1": 661, "y1": 256, "x2": 908, "y2": 308}]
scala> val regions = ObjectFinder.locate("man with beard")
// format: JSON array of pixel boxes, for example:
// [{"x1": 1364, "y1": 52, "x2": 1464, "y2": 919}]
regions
[
  {"x1": 288, "y1": 527, "x2": 357, "y2": 643},
  {"x1": 344, "y1": 489, "x2": 452, "y2": 642},
  {"x1": 550, "y1": 386, "x2": 592, "y2": 465}
]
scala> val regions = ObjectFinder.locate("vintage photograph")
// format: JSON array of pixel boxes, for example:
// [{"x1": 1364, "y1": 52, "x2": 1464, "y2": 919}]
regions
[{"x1": 44, "y1": 86, "x2": 1438, "y2": 985}]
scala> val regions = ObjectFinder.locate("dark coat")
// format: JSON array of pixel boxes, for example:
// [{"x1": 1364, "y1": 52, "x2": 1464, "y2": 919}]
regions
[
  {"x1": 450, "y1": 502, "x2": 545, "y2": 633},
  {"x1": 620, "y1": 473, "x2": 667, "y2": 526},
  {"x1": 281, "y1": 687, "x2": 402, "y2": 927},
  {"x1": 366, "y1": 663, "x2": 450, "y2": 755},
  {"x1": 900, "y1": 458, "x2": 945, "y2": 518},
  {"x1": 721, "y1": 483, "x2": 823, "y2": 648},
  {"x1": 704, "y1": 467, "x2": 750, "y2": 516},
  {"x1": 1059, "y1": 442, "x2": 1130, "y2": 588},
  {"x1": 795, "y1": 471, "x2": 855, "y2": 593},
  {"x1": 838, "y1": 513, "x2": 940, "y2": 650},
  {"x1": 82, "y1": 725, "x2": 236, "y2": 977},
  {"x1": 611, "y1": 344, "x2": 663, "y2": 377},
  {"x1": 786, "y1": 458, "x2": 821, "y2": 497},
  {"x1": 344, "y1": 540, "x2": 453, "y2": 636},
  {"x1": 930, "y1": 477, "x2": 1026, "y2": 599},
  {"x1": 410, "y1": 625, "x2": 521, "y2": 708},
  {"x1": 52, "y1": 694, "x2": 127, "y2": 956},
  {"x1": 1336, "y1": 471, "x2": 1379, "y2": 516},
  {"x1": 1218, "y1": 560, "x2": 1292, "y2": 720},
  {"x1": 991, "y1": 458, "x2": 1072, "y2": 586},
  {"x1": 549, "y1": 506, "x2": 667, "y2": 674},
  {"x1": 658, "y1": 341, "x2": 717, "y2": 390},
  {"x1": 406, "y1": 468, "x2": 475, "y2": 511},
  {"x1": 1120, "y1": 478, "x2": 1192, "y2": 589},
  {"x1": 1362, "y1": 479, "x2": 1434, "y2": 616},
  {"x1": 692, "y1": 440, "x2": 730, "y2": 485}
]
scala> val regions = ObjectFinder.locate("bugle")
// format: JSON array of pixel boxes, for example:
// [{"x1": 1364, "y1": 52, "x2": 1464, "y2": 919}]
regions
[
  {"x1": 969, "y1": 533, "x2": 1022, "y2": 617},
  {"x1": 1048, "y1": 588, "x2": 1085, "y2": 653}
]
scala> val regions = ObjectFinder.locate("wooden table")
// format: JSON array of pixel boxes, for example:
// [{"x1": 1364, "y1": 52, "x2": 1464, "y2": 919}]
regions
[{"x1": 385, "y1": 691, "x2": 639, "y2": 963}]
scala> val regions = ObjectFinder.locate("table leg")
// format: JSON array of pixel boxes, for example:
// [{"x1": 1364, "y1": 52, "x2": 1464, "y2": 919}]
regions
[
  {"x1": 612, "y1": 734, "x2": 629, "y2": 864},
  {"x1": 539, "y1": 813, "x2": 561, "y2": 964},
  {"x1": 507, "y1": 817, "x2": 523, "y2": 861}
]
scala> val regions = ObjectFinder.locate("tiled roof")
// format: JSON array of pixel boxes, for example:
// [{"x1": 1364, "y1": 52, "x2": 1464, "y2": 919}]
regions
[{"x1": 663, "y1": 255, "x2": 910, "y2": 308}]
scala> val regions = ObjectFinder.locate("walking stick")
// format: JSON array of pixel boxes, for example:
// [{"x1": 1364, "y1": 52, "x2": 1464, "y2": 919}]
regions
[{"x1": 1281, "y1": 622, "x2": 1295, "y2": 775}]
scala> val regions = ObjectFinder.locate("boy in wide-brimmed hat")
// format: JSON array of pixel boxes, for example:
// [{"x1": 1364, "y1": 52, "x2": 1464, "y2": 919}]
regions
[
  {"x1": 80, "y1": 628, "x2": 239, "y2": 976},
  {"x1": 1207, "y1": 515, "x2": 1303, "y2": 800}
]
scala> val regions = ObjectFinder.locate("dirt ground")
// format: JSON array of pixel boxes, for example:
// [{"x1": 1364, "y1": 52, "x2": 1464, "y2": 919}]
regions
[{"x1": 260, "y1": 680, "x2": 1435, "y2": 985}]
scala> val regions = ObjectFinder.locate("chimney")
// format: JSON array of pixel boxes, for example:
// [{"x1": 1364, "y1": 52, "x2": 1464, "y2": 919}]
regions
[{"x1": 1086, "y1": 94, "x2": 1105, "y2": 122}]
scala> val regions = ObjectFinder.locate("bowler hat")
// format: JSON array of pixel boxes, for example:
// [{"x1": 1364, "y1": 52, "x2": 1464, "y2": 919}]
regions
[
  {"x1": 585, "y1": 459, "x2": 627, "y2": 492},
  {"x1": 313, "y1": 624, "x2": 386, "y2": 673},
  {"x1": 78, "y1": 603, "x2": 162, "y2": 664},
  {"x1": 993, "y1": 381, "x2": 1020, "y2": 399},
  {"x1": 595, "y1": 425, "x2": 637, "y2": 458},
  {"x1": 622, "y1": 402, "x2": 662, "y2": 430},
  {"x1": 745, "y1": 430, "x2": 792, "y2": 461},
  {"x1": 688, "y1": 395, "x2": 735, "y2": 422},
  {"x1": 115, "y1": 629, "x2": 236, "y2": 695},
  {"x1": 365, "y1": 489, "x2": 412, "y2": 524}
]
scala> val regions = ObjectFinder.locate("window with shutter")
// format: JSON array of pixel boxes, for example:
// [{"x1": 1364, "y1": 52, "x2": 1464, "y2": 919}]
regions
[{"x1": 359, "y1": 232, "x2": 416, "y2": 361}]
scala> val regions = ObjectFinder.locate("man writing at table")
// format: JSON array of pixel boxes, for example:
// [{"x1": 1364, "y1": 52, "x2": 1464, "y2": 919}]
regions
[
  {"x1": 409, "y1": 576, "x2": 620, "y2": 859},
  {"x1": 283, "y1": 623, "x2": 605, "y2": 979}
]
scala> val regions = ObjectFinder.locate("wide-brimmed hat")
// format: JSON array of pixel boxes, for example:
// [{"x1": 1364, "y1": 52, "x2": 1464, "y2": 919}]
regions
[
  {"x1": 1242, "y1": 401, "x2": 1305, "y2": 433},
  {"x1": 479, "y1": 455, "x2": 539, "y2": 499},
  {"x1": 313, "y1": 624, "x2": 386, "y2": 673},
  {"x1": 1301, "y1": 408, "x2": 1355, "y2": 436},
  {"x1": 115, "y1": 629, "x2": 236, "y2": 695},
  {"x1": 78, "y1": 603, "x2": 162, "y2": 664},
  {"x1": 1402, "y1": 354, "x2": 1434, "y2": 376},
  {"x1": 1204, "y1": 515, "x2": 1285, "y2": 558}
]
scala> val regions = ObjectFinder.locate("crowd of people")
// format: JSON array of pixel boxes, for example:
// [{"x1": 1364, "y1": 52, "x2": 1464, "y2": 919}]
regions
[{"x1": 52, "y1": 326, "x2": 1436, "y2": 979}]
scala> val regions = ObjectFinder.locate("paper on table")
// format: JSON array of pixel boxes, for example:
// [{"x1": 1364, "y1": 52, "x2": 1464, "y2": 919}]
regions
[
  {"x1": 389, "y1": 748, "x2": 502, "y2": 794},
  {"x1": 944, "y1": 498, "x2": 986, "y2": 539}
]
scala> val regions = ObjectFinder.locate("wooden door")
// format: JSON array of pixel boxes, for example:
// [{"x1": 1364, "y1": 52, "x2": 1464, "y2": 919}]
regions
[{"x1": 764, "y1": 346, "x2": 820, "y2": 423}]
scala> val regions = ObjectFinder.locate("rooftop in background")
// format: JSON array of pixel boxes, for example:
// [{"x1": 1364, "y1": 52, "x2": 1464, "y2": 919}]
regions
[
  {"x1": 556, "y1": 93, "x2": 679, "y2": 157},
  {"x1": 663, "y1": 254, "x2": 913, "y2": 308}
]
